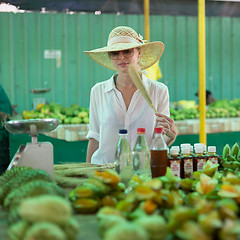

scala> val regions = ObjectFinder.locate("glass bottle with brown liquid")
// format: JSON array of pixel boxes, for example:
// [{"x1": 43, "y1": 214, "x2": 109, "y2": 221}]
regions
[
  {"x1": 193, "y1": 146, "x2": 207, "y2": 172},
  {"x1": 150, "y1": 127, "x2": 168, "y2": 178},
  {"x1": 207, "y1": 146, "x2": 219, "y2": 164},
  {"x1": 181, "y1": 147, "x2": 194, "y2": 178}
]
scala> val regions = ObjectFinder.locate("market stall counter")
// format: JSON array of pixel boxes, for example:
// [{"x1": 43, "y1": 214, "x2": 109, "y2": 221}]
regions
[{"x1": 9, "y1": 130, "x2": 240, "y2": 164}]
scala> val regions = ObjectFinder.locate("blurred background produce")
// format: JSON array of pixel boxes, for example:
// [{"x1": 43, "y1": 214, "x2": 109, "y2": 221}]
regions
[
  {"x1": 170, "y1": 99, "x2": 240, "y2": 121},
  {"x1": 19, "y1": 98, "x2": 240, "y2": 125},
  {"x1": 21, "y1": 103, "x2": 89, "y2": 125}
]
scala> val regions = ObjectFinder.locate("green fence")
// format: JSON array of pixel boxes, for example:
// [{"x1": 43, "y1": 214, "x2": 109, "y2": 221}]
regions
[{"x1": 1, "y1": 12, "x2": 240, "y2": 113}]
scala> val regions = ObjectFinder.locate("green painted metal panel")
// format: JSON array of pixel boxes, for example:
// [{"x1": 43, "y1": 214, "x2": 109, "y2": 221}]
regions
[
  {"x1": 1, "y1": 12, "x2": 240, "y2": 114},
  {"x1": 232, "y1": 18, "x2": 240, "y2": 98}
]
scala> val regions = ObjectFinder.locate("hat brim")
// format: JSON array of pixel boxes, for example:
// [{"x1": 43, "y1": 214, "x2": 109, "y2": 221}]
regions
[{"x1": 84, "y1": 41, "x2": 164, "y2": 71}]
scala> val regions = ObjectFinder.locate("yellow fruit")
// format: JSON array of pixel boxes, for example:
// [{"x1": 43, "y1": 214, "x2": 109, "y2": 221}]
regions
[
  {"x1": 72, "y1": 198, "x2": 99, "y2": 213},
  {"x1": 134, "y1": 185, "x2": 156, "y2": 201},
  {"x1": 94, "y1": 170, "x2": 120, "y2": 187},
  {"x1": 69, "y1": 187, "x2": 94, "y2": 201},
  {"x1": 78, "y1": 111, "x2": 88, "y2": 118},
  {"x1": 36, "y1": 103, "x2": 45, "y2": 111}
]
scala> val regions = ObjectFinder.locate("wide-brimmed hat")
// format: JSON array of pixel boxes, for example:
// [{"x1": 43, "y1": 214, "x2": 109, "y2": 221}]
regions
[{"x1": 84, "y1": 26, "x2": 164, "y2": 71}]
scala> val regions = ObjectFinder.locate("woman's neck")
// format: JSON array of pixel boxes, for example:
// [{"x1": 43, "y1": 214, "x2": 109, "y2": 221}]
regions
[{"x1": 116, "y1": 72, "x2": 139, "y2": 88}]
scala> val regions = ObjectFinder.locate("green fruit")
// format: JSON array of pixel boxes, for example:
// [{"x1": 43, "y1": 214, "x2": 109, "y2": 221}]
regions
[
  {"x1": 226, "y1": 155, "x2": 236, "y2": 162},
  {"x1": 64, "y1": 118, "x2": 71, "y2": 124},
  {"x1": 222, "y1": 144, "x2": 230, "y2": 160},
  {"x1": 230, "y1": 142, "x2": 239, "y2": 158},
  {"x1": 180, "y1": 179, "x2": 194, "y2": 191},
  {"x1": 78, "y1": 111, "x2": 88, "y2": 118},
  {"x1": 83, "y1": 117, "x2": 89, "y2": 124},
  {"x1": 70, "y1": 117, "x2": 82, "y2": 124}
]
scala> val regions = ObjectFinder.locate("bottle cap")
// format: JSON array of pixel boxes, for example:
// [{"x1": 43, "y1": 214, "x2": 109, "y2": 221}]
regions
[
  {"x1": 170, "y1": 148, "x2": 179, "y2": 155},
  {"x1": 180, "y1": 143, "x2": 191, "y2": 148},
  {"x1": 119, "y1": 129, "x2": 127, "y2": 134},
  {"x1": 194, "y1": 143, "x2": 204, "y2": 148},
  {"x1": 171, "y1": 146, "x2": 180, "y2": 152},
  {"x1": 181, "y1": 147, "x2": 190, "y2": 154},
  {"x1": 208, "y1": 146, "x2": 216, "y2": 153},
  {"x1": 154, "y1": 127, "x2": 163, "y2": 134},
  {"x1": 137, "y1": 128, "x2": 145, "y2": 134},
  {"x1": 194, "y1": 144, "x2": 204, "y2": 152},
  {"x1": 195, "y1": 146, "x2": 204, "y2": 154}
]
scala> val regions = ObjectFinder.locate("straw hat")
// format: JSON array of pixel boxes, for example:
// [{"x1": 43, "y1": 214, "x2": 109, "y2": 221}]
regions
[{"x1": 84, "y1": 26, "x2": 164, "y2": 71}]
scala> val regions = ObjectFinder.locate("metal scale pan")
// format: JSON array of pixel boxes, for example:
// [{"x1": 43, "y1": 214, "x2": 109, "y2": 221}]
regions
[{"x1": 4, "y1": 118, "x2": 59, "y2": 177}]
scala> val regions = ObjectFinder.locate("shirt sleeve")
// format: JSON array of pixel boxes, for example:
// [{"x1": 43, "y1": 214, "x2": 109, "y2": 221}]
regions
[
  {"x1": 86, "y1": 86, "x2": 100, "y2": 141},
  {"x1": 157, "y1": 84, "x2": 170, "y2": 117}
]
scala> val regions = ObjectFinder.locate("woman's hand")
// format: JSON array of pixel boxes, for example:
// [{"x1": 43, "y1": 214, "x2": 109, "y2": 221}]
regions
[{"x1": 155, "y1": 112, "x2": 177, "y2": 145}]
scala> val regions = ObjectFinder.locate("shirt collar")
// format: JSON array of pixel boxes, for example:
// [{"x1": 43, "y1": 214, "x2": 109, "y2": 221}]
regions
[
  {"x1": 104, "y1": 73, "x2": 150, "y2": 93},
  {"x1": 104, "y1": 74, "x2": 117, "y2": 93}
]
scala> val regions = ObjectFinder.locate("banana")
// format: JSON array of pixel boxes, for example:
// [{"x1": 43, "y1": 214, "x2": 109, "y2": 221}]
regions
[
  {"x1": 222, "y1": 144, "x2": 230, "y2": 160},
  {"x1": 230, "y1": 142, "x2": 239, "y2": 158},
  {"x1": 222, "y1": 161, "x2": 235, "y2": 171},
  {"x1": 227, "y1": 155, "x2": 236, "y2": 162},
  {"x1": 237, "y1": 149, "x2": 240, "y2": 162}
]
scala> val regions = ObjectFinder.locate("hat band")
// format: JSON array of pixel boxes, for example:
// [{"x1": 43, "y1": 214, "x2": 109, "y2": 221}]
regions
[{"x1": 107, "y1": 36, "x2": 140, "y2": 46}]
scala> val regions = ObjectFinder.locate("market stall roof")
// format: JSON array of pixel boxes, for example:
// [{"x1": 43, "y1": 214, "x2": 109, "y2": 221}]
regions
[{"x1": 2, "y1": 0, "x2": 240, "y2": 16}]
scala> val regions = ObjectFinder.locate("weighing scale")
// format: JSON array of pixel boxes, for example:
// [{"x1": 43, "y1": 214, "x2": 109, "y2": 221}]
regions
[{"x1": 4, "y1": 118, "x2": 59, "y2": 177}]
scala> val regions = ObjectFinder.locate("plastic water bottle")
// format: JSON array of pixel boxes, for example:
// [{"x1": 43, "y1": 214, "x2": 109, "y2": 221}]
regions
[
  {"x1": 132, "y1": 128, "x2": 151, "y2": 179},
  {"x1": 114, "y1": 129, "x2": 133, "y2": 186}
]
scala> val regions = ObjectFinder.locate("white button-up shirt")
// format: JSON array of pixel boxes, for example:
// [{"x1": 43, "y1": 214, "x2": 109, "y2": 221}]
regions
[{"x1": 87, "y1": 74, "x2": 170, "y2": 164}]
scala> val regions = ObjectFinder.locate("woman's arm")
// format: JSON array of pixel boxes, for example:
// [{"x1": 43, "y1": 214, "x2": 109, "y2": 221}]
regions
[{"x1": 86, "y1": 138, "x2": 99, "y2": 163}]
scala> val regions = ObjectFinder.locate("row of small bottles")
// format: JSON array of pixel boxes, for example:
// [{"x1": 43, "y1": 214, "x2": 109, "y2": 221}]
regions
[
  {"x1": 169, "y1": 143, "x2": 219, "y2": 178},
  {"x1": 114, "y1": 127, "x2": 219, "y2": 185}
]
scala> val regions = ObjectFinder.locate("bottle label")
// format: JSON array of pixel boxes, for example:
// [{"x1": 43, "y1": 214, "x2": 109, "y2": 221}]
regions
[
  {"x1": 208, "y1": 156, "x2": 218, "y2": 164},
  {"x1": 170, "y1": 160, "x2": 180, "y2": 177},
  {"x1": 184, "y1": 159, "x2": 193, "y2": 178},
  {"x1": 197, "y1": 158, "x2": 206, "y2": 171}
]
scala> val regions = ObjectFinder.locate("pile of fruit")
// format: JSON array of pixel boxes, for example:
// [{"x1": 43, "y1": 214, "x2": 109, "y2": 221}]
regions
[
  {"x1": 68, "y1": 143, "x2": 240, "y2": 240},
  {"x1": 0, "y1": 167, "x2": 78, "y2": 240},
  {"x1": 21, "y1": 103, "x2": 89, "y2": 124},
  {"x1": 170, "y1": 99, "x2": 240, "y2": 120},
  {"x1": 68, "y1": 170, "x2": 125, "y2": 214}
]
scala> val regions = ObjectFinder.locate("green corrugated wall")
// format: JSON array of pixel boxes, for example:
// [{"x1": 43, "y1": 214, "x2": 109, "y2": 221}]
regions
[{"x1": 1, "y1": 12, "x2": 240, "y2": 113}]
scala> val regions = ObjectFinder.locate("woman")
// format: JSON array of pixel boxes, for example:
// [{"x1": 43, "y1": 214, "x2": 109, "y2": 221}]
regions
[{"x1": 85, "y1": 26, "x2": 177, "y2": 164}]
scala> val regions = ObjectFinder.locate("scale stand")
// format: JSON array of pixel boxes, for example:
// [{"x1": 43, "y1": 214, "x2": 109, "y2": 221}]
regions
[{"x1": 4, "y1": 118, "x2": 59, "y2": 178}]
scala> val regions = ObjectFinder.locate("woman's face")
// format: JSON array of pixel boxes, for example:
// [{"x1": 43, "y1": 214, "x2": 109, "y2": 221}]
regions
[{"x1": 109, "y1": 48, "x2": 141, "y2": 74}]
